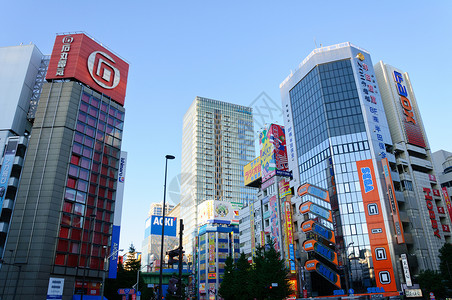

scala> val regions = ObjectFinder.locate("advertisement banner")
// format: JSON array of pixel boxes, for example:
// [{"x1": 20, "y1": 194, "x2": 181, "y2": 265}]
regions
[
  {"x1": 46, "y1": 34, "x2": 129, "y2": 105},
  {"x1": 279, "y1": 179, "x2": 291, "y2": 199},
  {"x1": 269, "y1": 196, "x2": 281, "y2": 252},
  {"x1": 284, "y1": 201, "x2": 296, "y2": 273},
  {"x1": 268, "y1": 124, "x2": 288, "y2": 172},
  {"x1": 108, "y1": 225, "x2": 121, "y2": 278},
  {"x1": 0, "y1": 139, "x2": 18, "y2": 210},
  {"x1": 244, "y1": 157, "x2": 261, "y2": 186},
  {"x1": 198, "y1": 200, "x2": 234, "y2": 225},
  {"x1": 150, "y1": 216, "x2": 177, "y2": 237},
  {"x1": 381, "y1": 158, "x2": 404, "y2": 243},
  {"x1": 442, "y1": 188, "x2": 452, "y2": 224},
  {"x1": 357, "y1": 159, "x2": 397, "y2": 292},
  {"x1": 260, "y1": 128, "x2": 276, "y2": 182}
]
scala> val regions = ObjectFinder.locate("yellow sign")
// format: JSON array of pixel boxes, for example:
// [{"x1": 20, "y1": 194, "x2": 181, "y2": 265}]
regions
[{"x1": 244, "y1": 157, "x2": 261, "y2": 186}]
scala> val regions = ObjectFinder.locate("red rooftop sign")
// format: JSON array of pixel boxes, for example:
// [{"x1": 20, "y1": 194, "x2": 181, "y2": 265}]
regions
[{"x1": 46, "y1": 33, "x2": 129, "y2": 106}]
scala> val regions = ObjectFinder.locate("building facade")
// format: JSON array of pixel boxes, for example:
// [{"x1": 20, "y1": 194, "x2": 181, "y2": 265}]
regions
[
  {"x1": 432, "y1": 150, "x2": 452, "y2": 228},
  {"x1": 375, "y1": 62, "x2": 452, "y2": 270},
  {"x1": 279, "y1": 43, "x2": 450, "y2": 297},
  {"x1": 0, "y1": 33, "x2": 129, "y2": 300},
  {"x1": 180, "y1": 97, "x2": 256, "y2": 255}
]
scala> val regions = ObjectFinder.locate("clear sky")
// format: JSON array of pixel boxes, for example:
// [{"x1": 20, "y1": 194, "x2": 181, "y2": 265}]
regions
[{"x1": 2, "y1": 1, "x2": 451, "y2": 252}]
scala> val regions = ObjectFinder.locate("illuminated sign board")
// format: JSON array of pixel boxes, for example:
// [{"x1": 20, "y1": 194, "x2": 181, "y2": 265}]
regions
[
  {"x1": 297, "y1": 183, "x2": 330, "y2": 203},
  {"x1": 46, "y1": 34, "x2": 129, "y2": 106},
  {"x1": 284, "y1": 200, "x2": 296, "y2": 273},
  {"x1": 392, "y1": 70, "x2": 425, "y2": 148},
  {"x1": 150, "y1": 216, "x2": 177, "y2": 237},
  {"x1": 259, "y1": 124, "x2": 288, "y2": 182},
  {"x1": 422, "y1": 188, "x2": 441, "y2": 239},
  {"x1": 305, "y1": 259, "x2": 341, "y2": 288},
  {"x1": 279, "y1": 179, "x2": 290, "y2": 199},
  {"x1": 301, "y1": 220, "x2": 335, "y2": 243},
  {"x1": 357, "y1": 159, "x2": 397, "y2": 292},
  {"x1": 303, "y1": 239, "x2": 338, "y2": 265},
  {"x1": 299, "y1": 202, "x2": 333, "y2": 223}
]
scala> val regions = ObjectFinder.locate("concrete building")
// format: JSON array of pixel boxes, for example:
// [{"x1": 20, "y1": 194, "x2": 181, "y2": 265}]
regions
[
  {"x1": 375, "y1": 62, "x2": 452, "y2": 270},
  {"x1": 180, "y1": 97, "x2": 256, "y2": 256},
  {"x1": 142, "y1": 203, "x2": 179, "y2": 272},
  {"x1": 0, "y1": 33, "x2": 129, "y2": 300},
  {"x1": 279, "y1": 42, "x2": 451, "y2": 297}
]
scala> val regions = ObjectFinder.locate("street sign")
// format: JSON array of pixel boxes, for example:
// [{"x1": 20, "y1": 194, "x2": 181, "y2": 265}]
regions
[{"x1": 118, "y1": 288, "x2": 136, "y2": 295}]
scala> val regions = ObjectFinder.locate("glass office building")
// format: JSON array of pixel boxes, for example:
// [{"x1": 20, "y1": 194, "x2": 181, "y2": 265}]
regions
[
  {"x1": 280, "y1": 43, "x2": 400, "y2": 296},
  {"x1": 180, "y1": 97, "x2": 256, "y2": 256}
]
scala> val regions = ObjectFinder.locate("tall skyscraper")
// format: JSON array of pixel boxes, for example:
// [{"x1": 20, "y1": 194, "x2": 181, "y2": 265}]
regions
[
  {"x1": 280, "y1": 43, "x2": 451, "y2": 297},
  {"x1": 180, "y1": 97, "x2": 256, "y2": 255},
  {"x1": 0, "y1": 33, "x2": 129, "y2": 300}
]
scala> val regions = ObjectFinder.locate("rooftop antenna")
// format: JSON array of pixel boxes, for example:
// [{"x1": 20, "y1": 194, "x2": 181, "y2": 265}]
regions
[{"x1": 314, "y1": 38, "x2": 318, "y2": 48}]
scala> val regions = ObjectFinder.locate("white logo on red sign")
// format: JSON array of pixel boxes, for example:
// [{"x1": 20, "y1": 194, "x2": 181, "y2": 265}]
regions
[{"x1": 87, "y1": 51, "x2": 120, "y2": 89}]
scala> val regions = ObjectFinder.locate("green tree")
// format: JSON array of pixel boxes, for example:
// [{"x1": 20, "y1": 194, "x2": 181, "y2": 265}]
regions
[
  {"x1": 234, "y1": 253, "x2": 252, "y2": 300},
  {"x1": 218, "y1": 256, "x2": 236, "y2": 300},
  {"x1": 417, "y1": 269, "x2": 447, "y2": 299},
  {"x1": 104, "y1": 244, "x2": 153, "y2": 300},
  {"x1": 250, "y1": 243, "x2": 292, "y2": 300},
  {"x1": 439, "y1": 242, "x2": 452, "y2": 289}
]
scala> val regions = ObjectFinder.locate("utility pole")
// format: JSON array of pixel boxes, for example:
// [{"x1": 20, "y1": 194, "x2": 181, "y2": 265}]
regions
[{"x1": 178, "y1": 219, "x2": 184, "y2": 298}]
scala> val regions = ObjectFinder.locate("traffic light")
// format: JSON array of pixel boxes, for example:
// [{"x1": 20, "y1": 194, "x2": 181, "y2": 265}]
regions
[
  {"x1": 167, "y1": 247, "x2": 184, "y2": 265},
  {"x1": 168, "y1": 277, "x2": 178, "y2": 294}
]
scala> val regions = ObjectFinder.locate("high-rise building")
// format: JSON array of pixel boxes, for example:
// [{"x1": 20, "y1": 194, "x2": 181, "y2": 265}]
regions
[
  {"x1": 0, "y1": 43, "x2": 48, "y2": 259},
  {"x1": 375, "y1": 62, "x2": 452, "y2": 268},
  {"x1": 0, "y1": 33, "x2": 129, "y2": 300},
  {"x1": 142, "y1": 203, "x2": 178, "y2": 272},
  {"x1": 180, "y1": 97, "x2": 256, "y2": 255},
  {"x1": 280, "y1": 42, "x2": 451, "y2": 297}
]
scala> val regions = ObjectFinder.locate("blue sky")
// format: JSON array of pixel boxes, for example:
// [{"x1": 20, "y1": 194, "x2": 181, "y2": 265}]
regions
[{"x1": 2, "y1": 1, "x2": 451, "y2": 252}]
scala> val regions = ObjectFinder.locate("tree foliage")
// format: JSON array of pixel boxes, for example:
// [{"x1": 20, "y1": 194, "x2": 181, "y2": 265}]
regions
[
  {"x1": 104, "y1": 244, "x2": 154, "y2": 300},
  {"x1": 417, "y1": 243, "x2": 452, "y2": 299},
  {"x1": 219, "y1": 243, "x2": 292, "y2": 300}
]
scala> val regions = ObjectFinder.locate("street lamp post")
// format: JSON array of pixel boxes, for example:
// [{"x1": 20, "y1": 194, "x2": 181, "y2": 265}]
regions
[
  {"x1": 158, "y1": 154, "x2": 175, "y2": 300},
  {"x1": 100, "y1": 248, "x2": 123, "y2": 300},
  {"x1": 344, "y1": 242, "x2": 354, "y2": 294},
  {"x1": 135, "y1": 264, "x2": 152, "y2": 300}
]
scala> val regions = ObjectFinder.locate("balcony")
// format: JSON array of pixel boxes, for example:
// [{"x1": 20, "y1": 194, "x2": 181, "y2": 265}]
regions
[
  {"x1": 410, "y1": 156, "x2": 433, "y2": 171},
  {"x1": 397, "y1": 158, "x2": 409, "y2": 166},
  {"x1": 394, "y1": 190, "x2": 405, "y2": 202},
  {"x1": 2, "y1": 199, "x2": 14, "y2": 211},
  {"x1": 391, "y1": 170, "x2": 400, "y2": 182},
  {"x1": 399, "y1": 173, "x2": 412, "y2": 182},
  {"x1": 406, "y1": 144, "x2": 427, "y2": 156},
  {"x1": 0, "y1": 222, "x2": 9, "y2": 233},
  {"x1": 386, "y1": 152, "x2": 396, "y2": 164}
]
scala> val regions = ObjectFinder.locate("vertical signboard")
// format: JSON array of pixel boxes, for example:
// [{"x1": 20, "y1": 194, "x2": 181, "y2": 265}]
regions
[
  {"x1": 108, "y1": 151, "x2": 126, "y2": 278},
  {"x1": 249, "y1": 199, "x2": 256, "y2": 260},
  {"x1": 381, "y1": 158, "x2": 405, "y2": 243},
  {"x1": 442, "y1": 188, "x2": 452, "y2": 224},
  {"x1": 284, "y1": 200, "x2": 296, "y2": 273},
  {"x1": 260, "y1": 128, "x2": 276, "y2": 182},
  {"x1": 422, "y1": 188, "x2": 441, "y2": 239},
  {"x1": 391, "y1": 68, "x2": 426, "y2": 148},
  {"x1": 356, "y1": 159, "x2": 397, "y2": 292},
  {"x1": 351, "y1": 49, "x2": 392, "y2": 160},
  {"x1": 0, "y1": 139, "x2": 18, "y2": 210},
  {"x1": 269, "y1": 196, "x2": 281, "y2": 252},
  {"x1": 268, "y1": 124, "x2": 288, "y2": 172}
]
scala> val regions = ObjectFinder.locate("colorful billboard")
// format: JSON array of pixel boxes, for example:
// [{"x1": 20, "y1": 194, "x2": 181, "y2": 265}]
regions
[
  {"x1": 259, "y1": 124, "x2": 288, "y2": 182},
  {"x1": 198, "y1": 200, "x2": 234, "y2": 225},
  {"x1": 46, "y1": 33, "x2": 129, "y2": 105},
  {"x1": 150, "y1": 215, "x2": 177, "y2": 237},
  {"x1": 381, "y1": 158, "x2": 404, "y2": 244},
  {"x1": 357, "y1": 159, "x2": 397, "y2": 292},
  {"x1": 244, "y1": 157, "x2": 261, "y2": 186},
  {"x1": 284, "y1": 200, "x2": 296, "y2": 273},
  {"x1": 279, "y1": 179, "x2": 291, "y2": 199},
  {"x1": 392, "y1": 69, "x2": 426, "y2": 148}
]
